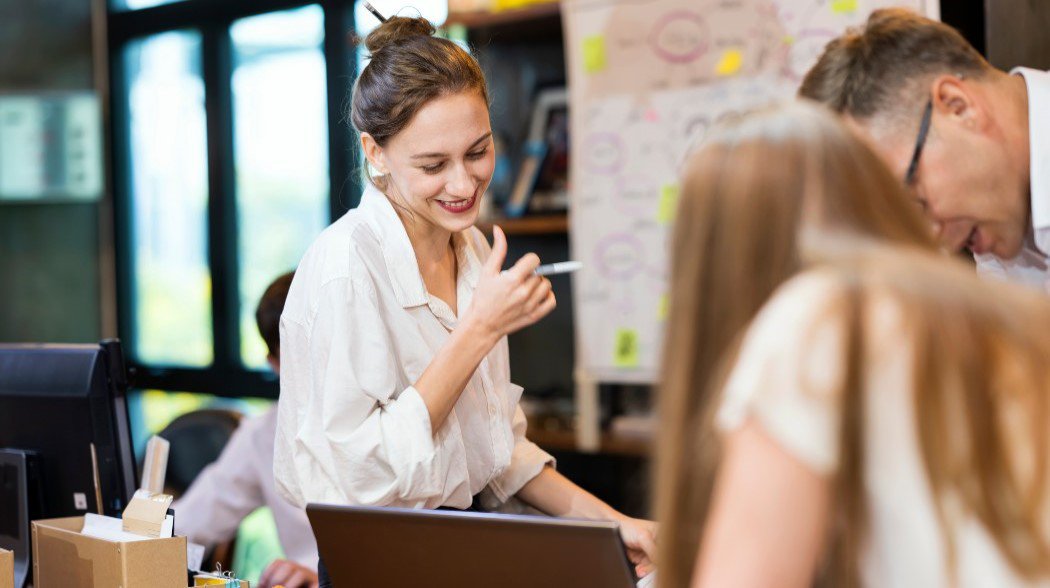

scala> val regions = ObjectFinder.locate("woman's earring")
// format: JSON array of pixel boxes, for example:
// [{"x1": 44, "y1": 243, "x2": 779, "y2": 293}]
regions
[{"x1": 367, "y1": 160, "x2": 388, "y2": 177}]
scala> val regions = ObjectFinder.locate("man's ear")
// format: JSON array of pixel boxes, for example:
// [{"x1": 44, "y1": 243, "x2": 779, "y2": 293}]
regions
[
  {"x1": 930, "y1": 74, "x2": 982, "y2": 130},
  {"x1": 361, "y1": 132, "x2": 389, "y2": 175}
]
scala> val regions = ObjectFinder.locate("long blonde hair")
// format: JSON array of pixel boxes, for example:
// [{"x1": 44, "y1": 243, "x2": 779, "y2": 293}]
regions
[
  {"x1": 655, "y1": 102, "x2": 1050, "y2": 585},
  {"x1": 826, "y1": 246, "x2": 1050, "y2": 584}
]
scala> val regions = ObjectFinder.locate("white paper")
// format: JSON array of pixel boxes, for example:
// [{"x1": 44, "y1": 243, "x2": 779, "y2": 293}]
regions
[
  {"x1": 82, "y1": 513, "x2": 151, "y2": 542},
  {"x1": 187, "y1": 541, "x2": 206, "y2": 572},
  {"x1": 81, "y1": 513, "x2": 175, "y2": 542},
  {"x1": 160, "y1": 513, "x2": 174, "y2": 538}
]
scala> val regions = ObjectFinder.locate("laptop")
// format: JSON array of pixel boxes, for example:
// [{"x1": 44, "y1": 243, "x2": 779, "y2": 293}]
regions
[{"x1": 307, "y1": 503, "x2": 642, "y2": 587}]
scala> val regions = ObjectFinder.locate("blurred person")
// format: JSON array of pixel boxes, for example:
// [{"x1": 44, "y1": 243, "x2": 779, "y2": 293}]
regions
[
  {"x1": 175, "y1": 271, "x2": 318, "y2": 588},
  {"x1": 656, "y1": 103, "x2": 1050, "y2": 587},
  {"x1": 800, "y1": 8, "x2": 1050, "y2": 291},
  {"x1": 273, "y1": 16, "x2": 655, "y2": 586}
]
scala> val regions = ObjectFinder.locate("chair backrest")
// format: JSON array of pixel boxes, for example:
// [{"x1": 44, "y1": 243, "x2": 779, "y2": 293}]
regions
[{"x1": 158, "y1": 409, "x2": 243, "y2": 496}]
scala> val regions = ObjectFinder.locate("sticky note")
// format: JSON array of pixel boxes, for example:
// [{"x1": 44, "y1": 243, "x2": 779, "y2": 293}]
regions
[
  {"x1": 614, "y1": 329, "x2": 640, "y2": 368},
  {"x1": 583, "y1": 36, "x2": 607, "y2": 74},
  {"x1": 657, "y1": 183, "x2": 680, "y2": 224},
  {"x1": 831, "y1": 0, "x2": 858, "y2": 14},
  {"x1": 715, "y1": 49, "x2": 744, "y2": 76},
  {"x1": 658, "y1": 294, "x2": 669, "y2": 321}
]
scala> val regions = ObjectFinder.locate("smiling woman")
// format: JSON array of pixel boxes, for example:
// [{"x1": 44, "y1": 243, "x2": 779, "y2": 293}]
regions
[
  {"x1": 272, "y1": 14, "x2": 656, "y2": 587},
  {"x1": 364, "y1": 93, "x2": 494, "y2": 234}
]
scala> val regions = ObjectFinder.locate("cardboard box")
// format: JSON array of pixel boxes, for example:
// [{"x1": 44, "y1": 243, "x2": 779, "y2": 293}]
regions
[
  {"x1": 1, "y1": 548, "x2": 13, "y2": 588},
  {"x1": 31, "y1": 517, "x2": 186, "y2": 588}
]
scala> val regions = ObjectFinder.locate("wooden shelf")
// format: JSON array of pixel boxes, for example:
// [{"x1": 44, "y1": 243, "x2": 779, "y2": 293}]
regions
[
  {"x1": 477, "y1": 214, "x2": 568, "y2": 236},
  {"x1": 527, "y1": 427, "x2": 651, "y2": 457},
  {"x1": 446, "y1": 2, "x2": 561, "y2": 29},
  {"x1": 600, "y1": 432, "x2": 650, "y2": 457}
]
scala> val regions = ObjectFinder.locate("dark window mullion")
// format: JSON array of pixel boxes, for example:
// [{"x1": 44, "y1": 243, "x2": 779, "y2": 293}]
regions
[
  {"x1": 109, "y1": 0, "x2": 316, "y2": 45},
  {"x1": 133, "y1": 366, "x2": 278, "y2": 399},
  {"x1": 324, "y1": 0, "x2": 359, "y2": 220},
  {"x1": 108, "y1": 35, "x2": 139, "y2": 362},
  {"x1": 202, "y1": 22, "x2": 241, "y2": 371}
]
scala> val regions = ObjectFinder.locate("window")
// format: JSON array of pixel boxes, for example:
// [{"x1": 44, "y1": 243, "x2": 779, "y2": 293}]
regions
[
  {"x1": 352, "y1": 0, "x2": 447, "y2": 37},
  {"x1": 113, "y1": 0, "x2": 187, "y2": 10},
  {"x1": 124, "y1": 31, "x2": 212, "y2": 366},
  {"x1": 109, "y1": 0, "x2": 357, "y2": 398},
  {"x1": 231, "y1": 6, "x2": 329, "y2": 368}
]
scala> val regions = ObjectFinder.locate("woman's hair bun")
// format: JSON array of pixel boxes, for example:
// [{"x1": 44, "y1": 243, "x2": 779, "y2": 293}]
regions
[{"x1": 364, "y1": 16, "x2": 436, "y2": 54}]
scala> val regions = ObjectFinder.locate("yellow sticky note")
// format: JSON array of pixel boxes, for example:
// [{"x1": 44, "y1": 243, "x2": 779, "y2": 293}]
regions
[
  {"x1": 657, "y1": 184, "x2": 680, "y2": 224},
  {"x1": 715, "y1": 48, "x2": 743, "y2": 76},
  {"x1": 831, "y1": 0, "x2": 858, "y2": 14},
  {"x1": 583, "y1": 36, "x2": 607, "y2": 74},
  {"x1": 614, "y1": 329, "x2": 640, "y2": 368},
  {"x1": 658, "y1": 294, "x2": 669, "y2": 321}
]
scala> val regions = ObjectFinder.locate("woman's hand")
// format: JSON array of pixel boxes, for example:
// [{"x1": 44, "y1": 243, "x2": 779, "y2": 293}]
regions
[
  {"x1": 414, "y1": 227, "x2": 554, "y2": 429},
  {"x1": 618, "y1": 516, "x2": 658, "y2": 578},
  {"x1": 516, "y1": 469, "x2": 658, "y2": 578},
  {"x1": 257, "y1": 558, "x2": 319, "y2": 588},
  {"x1": 464, "y1": 225, "x2": 557, "y2": 339}
]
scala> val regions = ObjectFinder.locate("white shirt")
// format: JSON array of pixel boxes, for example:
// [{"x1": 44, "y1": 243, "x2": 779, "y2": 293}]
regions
[
  {"x1": 173, "y1": 407, "x2": 318, "y2": 569},
  {"x1": 274, "y1": 184, "x2": 553, "y2": 511},
  {"x1": 976, "y1": 68, "x2": 1050, "y2": 292},
  {"x1": 717, "y1": 272, "x2": 1048, "y2": 587}
]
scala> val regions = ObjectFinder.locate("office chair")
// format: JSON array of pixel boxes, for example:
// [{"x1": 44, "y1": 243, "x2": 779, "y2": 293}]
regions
[{"x1": 158, "y1": 408, "x2": 244, "y2": 496}]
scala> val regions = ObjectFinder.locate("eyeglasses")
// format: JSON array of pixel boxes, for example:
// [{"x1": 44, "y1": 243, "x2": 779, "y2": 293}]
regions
[{"x1": 904, "y1": 99, "x2": 933, "y2": 186}]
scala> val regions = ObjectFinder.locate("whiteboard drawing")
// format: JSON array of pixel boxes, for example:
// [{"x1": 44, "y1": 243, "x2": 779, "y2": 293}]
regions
[{"x1": 564, "y1": 0, "x2": 939, "y2": 383}]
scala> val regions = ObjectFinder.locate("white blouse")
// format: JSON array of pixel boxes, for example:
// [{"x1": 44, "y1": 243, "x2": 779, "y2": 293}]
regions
[
  {"x1": 274, "y1": 184, "x2": 553, "y2": 511},
  {"x1": 717, "y1": 271, "x2": 1048, "y2": 588}
]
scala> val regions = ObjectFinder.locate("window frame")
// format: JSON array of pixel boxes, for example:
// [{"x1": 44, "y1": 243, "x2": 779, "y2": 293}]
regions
[{"x1": 108, "y1": 0, "x2": 360, "y2": 398}]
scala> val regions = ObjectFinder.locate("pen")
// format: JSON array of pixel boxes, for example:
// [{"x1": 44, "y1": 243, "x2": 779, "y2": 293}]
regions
[
  {"x1": 363, "y1": 1, "x2": 387, "y2": 22},
  {"x1": 501, "y1": 261, "x2": 583, "y2": 277},
  {"x1": 534, "y1": 261, "x2": 583, "y2": 276}
]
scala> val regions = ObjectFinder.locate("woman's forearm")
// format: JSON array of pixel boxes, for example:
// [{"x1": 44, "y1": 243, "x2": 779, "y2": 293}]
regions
[
  {"x1": 518, "y1": 465, "x2": 659, "y2": 575},
  {"x1": 413, "y1": 315, "x2": 500, "y2": 431},
  {"x1": 516, "y1": 467, "x2": 622, "y2": 521}
]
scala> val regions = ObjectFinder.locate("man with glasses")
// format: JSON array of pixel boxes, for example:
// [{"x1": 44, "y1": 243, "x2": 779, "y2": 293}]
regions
[{"x1": 799, "y1": 8, "x2": 1050, "y2": 290}]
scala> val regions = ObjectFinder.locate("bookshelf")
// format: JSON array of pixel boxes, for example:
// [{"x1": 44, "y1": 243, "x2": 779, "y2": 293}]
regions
[
  {"x1": 477, "y1": 214, "x2": 568, "y2": 236},
  {"x1": 446, "y1": 2, "x2": 561, "y2": 30}
]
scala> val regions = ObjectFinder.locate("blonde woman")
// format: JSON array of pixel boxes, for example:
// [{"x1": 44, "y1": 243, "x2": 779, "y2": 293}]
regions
[{"x1": 656, "y1": 103, "x2": 1050, "y2": 587}]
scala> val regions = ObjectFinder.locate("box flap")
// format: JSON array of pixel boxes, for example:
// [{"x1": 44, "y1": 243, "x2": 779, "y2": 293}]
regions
[
  {"x1": 32, "y1": 517, "x2": 85, "y2": 534},
  {"x1": 121, "y1": 491, "x2": 173, "y2": 538}
]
